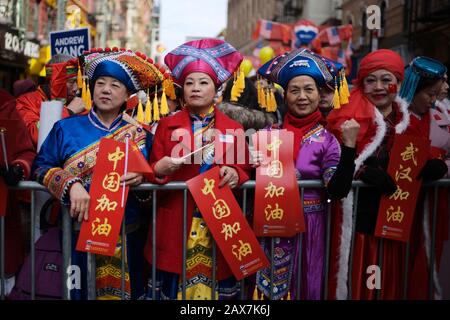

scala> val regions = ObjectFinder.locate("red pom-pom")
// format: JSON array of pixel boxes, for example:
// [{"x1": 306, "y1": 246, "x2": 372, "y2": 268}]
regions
[
  {"x1": 105, "y1": 47, "x2": 111, "y2": 52},
  {"x1": 146, "y1": 58, "x2": 154, "y2": 64},
  {"x1": 112, "y1": 47, "x2": 119, "y2": 52},
  {"x1": 120, "y1": 47, "x2": 126, "y2": 51}
]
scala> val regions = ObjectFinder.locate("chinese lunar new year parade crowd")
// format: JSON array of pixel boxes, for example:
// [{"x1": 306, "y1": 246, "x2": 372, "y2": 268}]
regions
[{"x1": 0, "y1": 38, "x2": 450, "y2": 301}]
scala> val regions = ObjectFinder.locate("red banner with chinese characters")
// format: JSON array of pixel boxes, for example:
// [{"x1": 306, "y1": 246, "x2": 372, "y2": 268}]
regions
[
  {"x1": 76, "y1": 138, "x2": 129, "y2": 256},
  {"x1": 375, "y1": 134, "x2": 430, "y2": 242},
  {"x1": 186, "y1": 166, "x2": 269, "y2": 280},
  {"x1": 252, "y1": 130, "x2": 304, "y2": 237}
]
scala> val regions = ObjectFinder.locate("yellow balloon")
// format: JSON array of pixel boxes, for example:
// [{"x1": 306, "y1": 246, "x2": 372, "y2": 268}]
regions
[
  {"x1": 259, "y1": 46, "x2": 274, "y2": 65},
  {"x1": 240, "y1": 59, "x2": 253, "y2": 77}
]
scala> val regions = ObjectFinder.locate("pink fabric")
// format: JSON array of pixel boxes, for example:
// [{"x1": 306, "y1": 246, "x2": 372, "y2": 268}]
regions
[{"x1": 164, "y1": 38, "x2": 243, "y2": 86}]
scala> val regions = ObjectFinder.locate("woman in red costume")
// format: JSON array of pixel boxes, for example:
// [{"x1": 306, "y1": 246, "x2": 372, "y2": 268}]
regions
[
  {"x1": 399, "y1": 56, "x2": 449, "y2": 299},
  {"x1": 326, "y1": 49, "x2": 411, "y2": 300}
]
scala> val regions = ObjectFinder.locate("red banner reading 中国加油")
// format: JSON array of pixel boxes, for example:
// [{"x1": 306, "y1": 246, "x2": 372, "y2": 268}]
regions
[
  {"x1": 186, "y1": 166, "x2": 269, "y2": 280},
  {"x1": 252, "y1": 130, "x2": 304, "y2": 237},
  {"x1": 76, "y1": 138, "x2": 129, "y2": 256}
]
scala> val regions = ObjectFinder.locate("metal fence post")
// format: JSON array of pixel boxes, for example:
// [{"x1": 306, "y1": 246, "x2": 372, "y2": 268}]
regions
[
  {"x1": 0, "y1": 216, "x2": 4, "y2": 300},
  {"x1": 62, "y1": 205, "x2": 71, "y2": 300}
]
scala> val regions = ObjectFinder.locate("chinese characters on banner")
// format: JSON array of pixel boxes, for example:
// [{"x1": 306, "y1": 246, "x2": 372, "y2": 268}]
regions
[
  {"x1": 375, "y1": 135, "x2": 430, "y2": 242},
  {"x1": 186, "y1": 166, "x2": 269, "y2": 280},
  {"x1": 76, "y1": 138, "x2": 130, "y2": 256},
  {"x1": 252, "y1": 130, "x2": 304, "y2": 237}
]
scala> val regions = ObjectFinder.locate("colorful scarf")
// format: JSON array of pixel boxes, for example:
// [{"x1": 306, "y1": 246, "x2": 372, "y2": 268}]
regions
[{"x1": 181, "y1": 108, "x2": 216, "y2": 300}]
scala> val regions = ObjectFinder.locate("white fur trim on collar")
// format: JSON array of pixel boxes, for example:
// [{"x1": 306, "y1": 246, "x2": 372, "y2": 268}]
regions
[{"x1": 394, "y1": 96, "x2": 410, "y2": 134}]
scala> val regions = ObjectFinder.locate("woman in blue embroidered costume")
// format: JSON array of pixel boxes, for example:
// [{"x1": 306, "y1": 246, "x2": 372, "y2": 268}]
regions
[
  {"x1": 254, "y1": 48, "x2": 360, "y2": 300},
  {"x1": 144, "y1": 38, "x2": 251, "y2": 300},
  {"x1": 32, "y1": 47, "x2": 168, "y2": 299}
]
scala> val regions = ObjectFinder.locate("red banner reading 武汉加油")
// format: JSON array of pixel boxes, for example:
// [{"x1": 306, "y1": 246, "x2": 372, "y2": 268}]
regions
[
  {"x1": 252, "y1": 130, "x2": 304, "y2": 237},
  {"x1": 186, "y1": 166, "x2": 269, "y2": 280},
  {"x1": 375, "y1": 134, "x2": 430, "y2": 242}
]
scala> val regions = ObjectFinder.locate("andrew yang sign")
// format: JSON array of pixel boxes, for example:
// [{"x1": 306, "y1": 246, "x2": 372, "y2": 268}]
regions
[{"x1": 50, "y1": 27, "x2": 90, "y2": 57}]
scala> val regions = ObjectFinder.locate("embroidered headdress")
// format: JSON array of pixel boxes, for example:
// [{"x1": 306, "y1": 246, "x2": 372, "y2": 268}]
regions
[
  {"x1": 164, "y1": 38, "x2": 243, "y2": 87},
  {"x1": 78, "y1": 47, "x2": 175, "y2": 122}
]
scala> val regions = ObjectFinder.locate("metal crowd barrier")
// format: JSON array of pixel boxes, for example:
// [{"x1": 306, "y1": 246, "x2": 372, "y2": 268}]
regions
[{"x1": 1, "y1": 179, "x2": 449, "y2": 300}]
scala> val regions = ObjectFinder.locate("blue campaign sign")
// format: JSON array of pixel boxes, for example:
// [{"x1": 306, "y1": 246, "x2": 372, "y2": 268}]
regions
[{"x1": 49, "y1": 27, "x2": 90, "y2": 57}]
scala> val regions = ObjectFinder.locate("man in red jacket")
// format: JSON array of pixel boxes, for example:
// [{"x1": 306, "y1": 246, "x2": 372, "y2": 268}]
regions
[{"x1": 16, "y1": 54, "x2": 86, "y2": 148}]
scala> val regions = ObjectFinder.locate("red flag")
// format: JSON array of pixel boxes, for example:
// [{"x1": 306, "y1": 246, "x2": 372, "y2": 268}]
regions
[
  {"x1": 252, "y1": 19, "x2": 292, "y2": 44},
  {"x1": 126, "y1": 94, "x2": 139, "y2": 110},
  {"x1": 127, "y1": 140, "x2": 154, "y2": 180},
  {"x1": 50, "y1": 62, "x2": 68, "y2": 100}
]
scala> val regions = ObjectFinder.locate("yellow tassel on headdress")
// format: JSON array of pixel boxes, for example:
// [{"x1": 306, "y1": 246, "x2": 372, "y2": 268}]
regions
[
  {"x1": 230, "y1": 73, "x2": 238, "y2": 102},
  {"x1": 332, "y1": 78, "x2": 341, "y2": 110},
  {"x1": 163, "y1": 78, "x2": 176, "y2": 100},
  {"x1": 253, "y1": 287, "x2": 259, "y2": 300},
  {"x1": 81, "y1": 79, "x2": 87, "y2": 106},
  {"x1": 256, "y1": 80, "x2": 263, "y2": 107},
  {"x1": 231, "y1": 70, "x2": 246, "y2": 102},
  {"x1": 337, "y1": 71, "x2": 348, "y2": 105},
  {"x1": 85, "y1": 81, "x2": 92, "y2": 111},
  {"x1": 341, "y1": 71, "x2": 350, "y2": 104},
  {"x1": 269, "y1": 89, "x2": 277, "y2": 112},
  {"x1": 264, "y1": 89, "x2": 270, "y2": 111},
  {"x1": 287, "y1": 291, "x2": 291, "y2": 300},
  {"x1": 153, "y1": 89, "x2": 160, "y2": 121},
  {"x1": 136, "y1": 97, "x2": 144, "y2": 123},
  {"x1": 77, "y1": 62, "x2": 83, "y2": 89},
  {"x1": 160, "y1": 88, "x2": 169, "y2": 116},
  {"x1": 266, "y1": 89, "x2": 272, "y2": 112},
  {"x1": 237, "y1": 69, "x2": 245, "y2": 94},
  {"x1": 144, "y1": 92, "x2": 152, "y2": 123}
]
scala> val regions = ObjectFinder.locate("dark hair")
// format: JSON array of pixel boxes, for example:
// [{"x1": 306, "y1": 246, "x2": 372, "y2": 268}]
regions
[
  {"x1": 416, "y1": 76, "x2": 444, "y2": 93},
  {"x1": 217, "y1": 102, "x2": 274, "y2": 130},
  {"x1": 222, "y1": 77, "x2": 259, "y2": 110}
]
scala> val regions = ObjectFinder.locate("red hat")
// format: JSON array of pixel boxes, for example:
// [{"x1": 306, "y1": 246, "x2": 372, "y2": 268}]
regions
[
  {"x1": 356, "y1": 49, "x2": 405, "y2": 87},
  {"x1": 164, "y1": 38, "x2": 243, "y2": 87}
]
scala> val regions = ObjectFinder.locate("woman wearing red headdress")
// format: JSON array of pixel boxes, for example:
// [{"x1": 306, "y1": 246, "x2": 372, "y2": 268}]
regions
[
  {"x1": 326, "y1": 49, "x2": 411, "y2": 300},
  {"x1": 144, "y1": 38, "x2": 251, "y2": 300}
]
